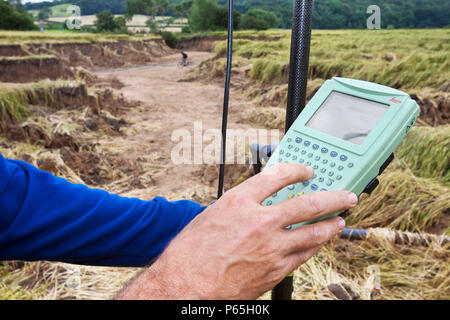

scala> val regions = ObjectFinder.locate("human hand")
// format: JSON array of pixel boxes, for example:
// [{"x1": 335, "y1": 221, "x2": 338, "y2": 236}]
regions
[{"x1": 117, "y1": 164, "x2": 358, "y2": 300}]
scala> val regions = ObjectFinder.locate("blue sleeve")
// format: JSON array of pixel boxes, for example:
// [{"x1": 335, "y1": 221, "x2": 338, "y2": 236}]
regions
[{"x1": 0, "y1": 153, "x2": 206, "y2": 267}]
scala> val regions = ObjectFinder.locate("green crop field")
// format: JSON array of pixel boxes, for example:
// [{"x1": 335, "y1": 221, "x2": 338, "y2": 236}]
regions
[{"x1": 28, "y1": 4, "x2": 72, "y2": 19}]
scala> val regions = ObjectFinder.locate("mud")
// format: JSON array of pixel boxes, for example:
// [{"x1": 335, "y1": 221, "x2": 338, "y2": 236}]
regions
[
  {"x1": 0, "y1": 39, "x2": 172, "y2": 83},
  {"x1": 0, "y1": 56, "x2": 74, "y2": 82}
]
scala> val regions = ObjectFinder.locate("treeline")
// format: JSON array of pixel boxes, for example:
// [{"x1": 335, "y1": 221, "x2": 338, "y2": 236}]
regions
[
  {"x1": 21, "y1": 0, "x2": 450, "y2": 30},
  {"x1": 0, "y1": 1, "x2": 37, "y2": 30},
  {"x1": 216, "y1": 0, "x2": 450, "y2": 29}
]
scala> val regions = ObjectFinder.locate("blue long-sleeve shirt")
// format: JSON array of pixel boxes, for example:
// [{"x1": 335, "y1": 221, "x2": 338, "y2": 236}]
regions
[{"x1": 0, "y1": 153, "x2": 206, "y2": 267}]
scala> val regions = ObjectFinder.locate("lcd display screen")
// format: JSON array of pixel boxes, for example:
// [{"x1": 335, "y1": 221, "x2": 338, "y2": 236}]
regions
[{"x1": 306, "y1": 91, "x2": 389, "y2": 145}]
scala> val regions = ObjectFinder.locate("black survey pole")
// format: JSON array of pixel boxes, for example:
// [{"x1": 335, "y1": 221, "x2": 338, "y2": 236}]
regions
[{"x1": 272, "y1": 0, "x2": 314, "y2": 301}]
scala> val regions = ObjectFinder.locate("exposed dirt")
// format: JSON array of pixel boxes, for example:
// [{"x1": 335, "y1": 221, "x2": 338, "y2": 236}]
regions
[
  {"x1": 94, "y1": 51, "x2": 268, "y2": 201},
  {"x1": 0, "y1": 40, "x2": 172, "y2": 83},
  {"x1": 0, "y1": 56, "x2": 74, "y2": 82}
]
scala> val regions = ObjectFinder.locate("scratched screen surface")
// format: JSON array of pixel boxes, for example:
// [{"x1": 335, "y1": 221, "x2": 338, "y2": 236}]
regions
[{"x1": 306, "y1": 91, "x2": 389, "y2": 145}]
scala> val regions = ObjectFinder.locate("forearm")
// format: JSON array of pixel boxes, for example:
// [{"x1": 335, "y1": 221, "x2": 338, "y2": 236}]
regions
[
  {"x1": 0, "y1": 154, "x2": 206, "y2": 266},
  {"x1": 116, "y1": 258, "x2": 198, "y2": 300}
]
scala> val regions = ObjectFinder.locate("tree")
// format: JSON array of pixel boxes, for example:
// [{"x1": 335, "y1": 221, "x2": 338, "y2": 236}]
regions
[
  {"x1": 94, "y1": 10, "x2": 128, "y2": 33},
  {"x1": 173, "y1": 0, "x2": 193, "y2": 18},
  {"x1": 0, "y1": 1, "x2": 38, "y2": 30},
  {"x1": 6, "y1": 0, "x2": 25, "y2": 13},
  {"x1": 240, "y1": 8, "x2": 278, "y2": 30},
  {"x1": 126, "y1": 0, "x2": 169, "y2": 33},
  {"x1": 37, "y1": 7, "x2": 52, "y2": 21},
  {"x1": 189, "y1": 0, "x2": 218, "y2": 32},
  {"x1": 214, "y1": 5, "x2": 241, "y2": 30}
]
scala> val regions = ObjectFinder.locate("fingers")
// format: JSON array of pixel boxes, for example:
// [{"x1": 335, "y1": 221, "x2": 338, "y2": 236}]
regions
[
  {"x1": 272, "y1": 191, "x2": 358, "y2": 227},
  {"x1": 282, "y1": 217, "x2": 345, "y2": 255},
  {"x1": 239, "y1": 163, "x2": 314, "y2": 203}
]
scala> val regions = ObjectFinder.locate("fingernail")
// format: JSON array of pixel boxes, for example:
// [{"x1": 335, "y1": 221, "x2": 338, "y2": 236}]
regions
[
  {"x1": 348, "y1": 193, "x2": 358, "y2": 206},
  {"x1": 306, "y1": 166, "x2": 314, "y2": 176},
  {"x1": 338, "y1": 218, "x2": 346, "y2": 230}
]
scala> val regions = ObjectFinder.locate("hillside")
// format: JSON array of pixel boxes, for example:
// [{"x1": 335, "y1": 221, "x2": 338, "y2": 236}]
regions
[{"x1": 25, "y1": 0, "x2": 450, "y2": 29}]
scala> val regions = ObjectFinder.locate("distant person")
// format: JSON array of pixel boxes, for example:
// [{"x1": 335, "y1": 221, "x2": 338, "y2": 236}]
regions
[
  {"x1": 180, "y1": 51, "x2": 189, "y2": 67},
  {"x1": 0, "y1": 152, "x2": 356, "y2": 299}
]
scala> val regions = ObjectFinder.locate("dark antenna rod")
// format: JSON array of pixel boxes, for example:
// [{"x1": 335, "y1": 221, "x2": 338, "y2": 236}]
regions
[
  {"x1": 272, "y1": 0, "x2": 314, "y2": 301},
  {"x1": 217, "y1": 0, "x2": 234, "y2": 199},
  {"x1": 217, "y1": 0, "x2": 314, "y2": 300}
]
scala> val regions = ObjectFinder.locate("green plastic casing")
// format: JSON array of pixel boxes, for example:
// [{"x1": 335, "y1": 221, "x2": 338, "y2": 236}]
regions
[{"x1": 262, "y1": 77, "x2": 420, "y2": 229}]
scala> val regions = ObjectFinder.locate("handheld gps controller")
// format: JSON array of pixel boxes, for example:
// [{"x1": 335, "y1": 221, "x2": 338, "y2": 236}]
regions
[{"x1": 262, "y1": 77, "x2": 420, "y2": 229}]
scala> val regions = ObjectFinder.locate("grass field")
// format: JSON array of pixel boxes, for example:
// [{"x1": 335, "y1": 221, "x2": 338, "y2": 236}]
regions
[
  {"x1": 0, "y1": 30, "x2": 158, "y2": 44},
  {"x1": 208, "y1": 29, "x2": 449, "y2": 90},
  {"x1": 0, "y1": 28, "x2": 448, "y2": 300}
]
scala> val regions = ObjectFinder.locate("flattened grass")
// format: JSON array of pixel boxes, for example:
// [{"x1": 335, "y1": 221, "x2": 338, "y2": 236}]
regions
[
  {"x1": 210, "y1": 29, "x2": 450, "y2": 90},
  {"x1": 397, "y1": 126, "x2": 450, "y2": 186}
]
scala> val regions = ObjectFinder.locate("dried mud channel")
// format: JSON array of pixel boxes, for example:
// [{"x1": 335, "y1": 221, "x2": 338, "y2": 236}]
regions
[{"x1": 94, "y1": 51, "x2": 265, "y2": 202}]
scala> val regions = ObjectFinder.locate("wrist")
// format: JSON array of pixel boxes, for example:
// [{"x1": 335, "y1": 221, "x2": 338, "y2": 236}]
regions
[{"x1": 116, "y1": 261, "x2": 171, "y2": 300}]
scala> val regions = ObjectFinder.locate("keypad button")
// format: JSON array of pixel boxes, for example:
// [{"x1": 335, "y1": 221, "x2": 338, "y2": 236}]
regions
[
  {"x1": 279, "y1": 150, "x2": 285, "y2": 155},
  {"x1": 319, "y1": 177, "x2": 325, "y2": 183},
  {"x1": 326, "y1": 179, "x2": 334, "y2": 186},
  {"x1": 308, "y1": 153, "x2": 314, "y2": 158},
  {"x1": 296, "y1": 137, "x2": 302, "y2": 144},
  {"x1": 312, "y1": 174, "x2": 317, "y2": 179},
  {"x1": 272, "y1": 193, "x2": 278, "y2": 198},
  {"x1": 328, "y1": 171, "x2": 334, "y2": 177},
  {"x1": 321, "y1": 147, "x2": 328, "y2": 154},
  {"x1": 320, "y1": 168, "x2": 326, "y2": 174},
  {"x1": 315, "y1": 156, "x2": 321, "y2": 161},
  {"x1": 320, "y1": 189, "x2": 328, "y2": 192},
  {"x1": 348, "y1": 163, "x2": 354, "y2": 168},
  {"x1": 278, "y1": 158, "x2": 283, "y2": 162},
  {"x1": 336, "y1": 175, "x2": 342, "y2": 181},
  {"x1": 294, "y1": 147, "x2": 300, "y2": 152},
  {"x1": 340, "y1": 155, "x2": 348, "y2": 162},
  {"x1": 306, "y1": 161, "x2": 312, "y2": 166},
  {"x1": 266, "y1": 200, "x2": 273, "y2": 206},
  {"x1": 313, "y1": 144, "x2": 320, "y2": 150},
  {"x1": 330, "y1": 162, "x2": 336, "y2": 168},
  {"x1": 331, "y1": 151, "x2": 338, "y2": 158},
  {"x1": 288, "y1": 145, "x2": 293, "y2": 150},
  {"x1": 286, "y1": 153, "x2": 291, "y2": 158},
  {"x1": 338, "y1": 166, "x2": 344, "y2": 171},
  {"x1": 322, "y1": 159, "x2": 328, "y2": 164},
  {"x1": 287, "y1": 184, "x2": 296, "y2": 190},
  {"x1": 304, "y1": 141, "x2": 311, "y2": 147},
  {"x1": 287, "y1": 138, "x2": 292, "y2": 143},
  {"x1": 302, "y1": 181, "x2": 310, "y2": 187},
  {"x1": 313, "y1": 165, "x2": 319, "y2": 170},
  {"x1": 301, "y1": 150, "x2": 307, "y2": 155},
  {"x1": 292, "y1": 156, "x2": 298, "y2": 161},
  {"x1": 311, "y1": 184, "x2": 319, "y2": 191},
  {"x1": 299, "y1": 159, "x2": 305, "y2": 164}
]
